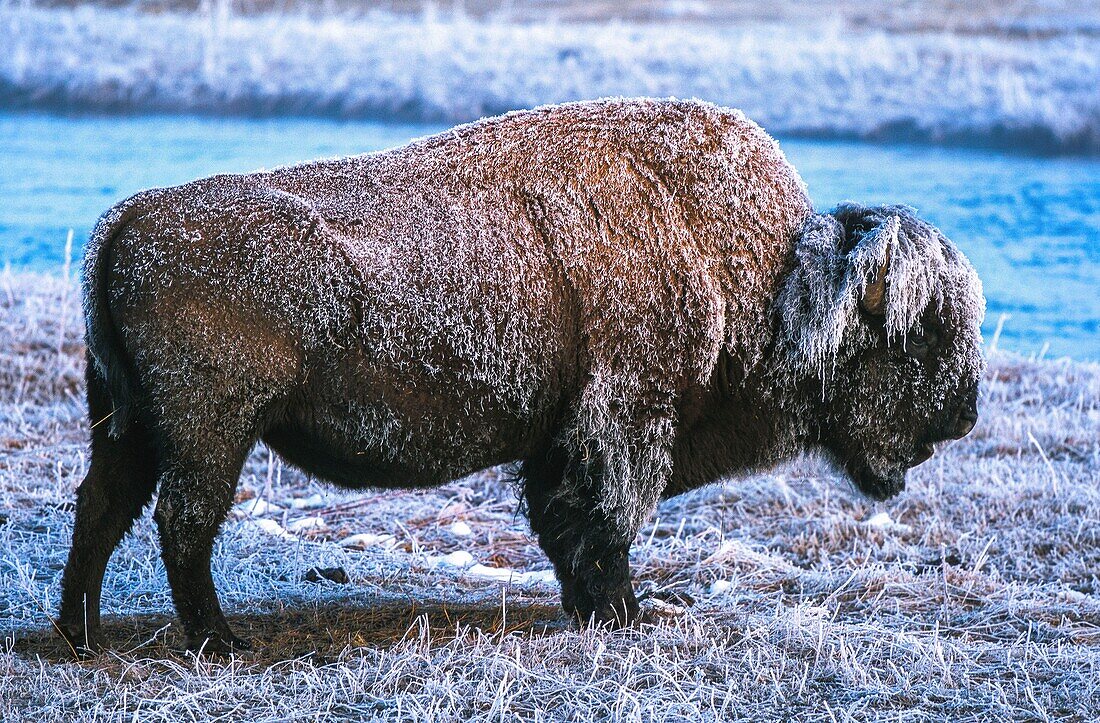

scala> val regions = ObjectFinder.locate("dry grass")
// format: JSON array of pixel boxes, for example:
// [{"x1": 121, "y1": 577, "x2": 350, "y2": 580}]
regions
[{"x1": 1, "y1": 270, "x2": 1099, "y2": 721}]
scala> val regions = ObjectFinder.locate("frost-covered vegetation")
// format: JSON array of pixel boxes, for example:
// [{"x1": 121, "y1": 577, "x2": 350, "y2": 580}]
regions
[
  {"x1": 2, "y1": 272, "x2": 1099, "y2": 719},
  {"x1": 1, "y1": 0, "x2": 1098, "y2": 153}
]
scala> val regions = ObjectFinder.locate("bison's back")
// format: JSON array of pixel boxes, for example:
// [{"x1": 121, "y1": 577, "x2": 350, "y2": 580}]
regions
[
  {"x1": 263, "y1": 97, "x2": 813, "y2": 393},
  {"x1": 85, "y1": 98, "x2": 813, "y2": 484}
]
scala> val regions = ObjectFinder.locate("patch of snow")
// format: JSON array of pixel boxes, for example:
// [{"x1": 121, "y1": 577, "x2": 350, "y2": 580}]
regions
[
  {"x1": 867, "y1": 512, "x2": 895, "y2": 528},
  {"x1": 426, "y1": 555, "x2": 558, "y2": 586},
  {"x1": 461, "y1": 564, "x2": 557, "y2": 587},
  {"x1": 866, "y1": 512, "x2": 913, "y2": 532},
  {"x1": 434, "y1": 550, "x2": 476, "y2": 568},
  {"x1": 467, "y1": 563, "x2": 515, "y2": 582},
  {"x1": 233, "y1": 498, "x2": 283, "y2": 517},
  {"x1": 449, "y1": 520, "x2": 473, "y2": 536},
  {"x1": 709, "y1": 580, "x2": 733, "y2": 596},
  {"x1": 286, "y1": 515, "x2": 326, "y2": 532},
  {"x1": 340, "y1": 532, "x2": 397, "y2": 549},
  {"x1": 1057, "y1": 589, "x2": 1088, "y2": 603},
  {"x1": 247, "y1": 518, "x2": 296, "y2": 540},
  {"x1": 643, "y1": 598, "x2": 688, "y2": 617},
  {"x1": 288, "y1": 493, "x2": 327, "y2": 510},
  {"x1": 516, "y1": 569, "x2": 558, "y2": 587}
]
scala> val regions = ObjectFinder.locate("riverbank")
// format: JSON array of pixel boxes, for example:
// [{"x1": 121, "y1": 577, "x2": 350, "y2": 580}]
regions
[
  {"x1": 2, "y1": 1, "x2": 1098, "y2": 154},
  {"x1": 1, "y1": 271, "x2": 1098, "y2": 720}
]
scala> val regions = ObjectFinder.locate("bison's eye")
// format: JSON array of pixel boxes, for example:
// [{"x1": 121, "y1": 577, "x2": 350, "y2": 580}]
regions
[{"x1": 903, "y1": 327, "x2": 938, "y2": 359}]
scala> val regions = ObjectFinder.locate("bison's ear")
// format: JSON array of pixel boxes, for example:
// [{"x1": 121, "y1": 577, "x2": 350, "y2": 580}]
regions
[
  {"x1": 774, "y1": 213, "x2": 851, "y2": 375},
  {"x1": 776, "y1": 206, "x2": 907, "y2": 377},
  {"x1": 832, "y1": 204, "x2": 899, "y2": 319}
]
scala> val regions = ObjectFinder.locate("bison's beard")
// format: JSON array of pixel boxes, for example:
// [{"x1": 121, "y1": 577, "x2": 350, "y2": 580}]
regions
[
  {"x1": 817, "y1": 445, "x2": 909, "y2": 500},
  {"x1": 823, "y1": 436, "x2": 938, "y2": 500}
]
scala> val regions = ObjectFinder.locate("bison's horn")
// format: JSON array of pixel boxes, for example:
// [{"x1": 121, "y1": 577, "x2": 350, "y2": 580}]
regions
[
  {"x1": 860, "y1": 258, "x2": 888, "y2": 316},
  {"x1": 858, "y1": 216, "x2": 897, "y2": 317}
]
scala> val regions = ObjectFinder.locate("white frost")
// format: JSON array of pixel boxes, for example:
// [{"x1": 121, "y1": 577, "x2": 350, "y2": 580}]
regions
[{"x1": 2, "y1": 5, "x2": 1095, "y2": 153}]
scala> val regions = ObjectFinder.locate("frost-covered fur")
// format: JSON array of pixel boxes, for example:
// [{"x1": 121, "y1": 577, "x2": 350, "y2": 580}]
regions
[
  {"x1": 58, "y1": 98, "x2": 985, "y2": 655},
  {"x1": 777, "y1": 205, "x2": 984, "y2": 378}
]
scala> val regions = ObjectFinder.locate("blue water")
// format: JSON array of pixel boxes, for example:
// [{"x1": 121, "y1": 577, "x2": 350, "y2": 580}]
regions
[{"x1": 1, "y1": 112, "x2": 1098, "y2": 359}]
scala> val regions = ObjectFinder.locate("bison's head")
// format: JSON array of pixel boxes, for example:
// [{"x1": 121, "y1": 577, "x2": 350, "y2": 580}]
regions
[{"x1": 777, "y1": 203, "x2": 985, "y2": 500}]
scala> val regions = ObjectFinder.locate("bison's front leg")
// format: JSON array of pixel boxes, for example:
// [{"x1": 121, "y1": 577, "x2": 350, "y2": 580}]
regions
[
  {"x1": 527, "y1": 482, "x2": 639, "y2": 626},
  {"x1": 523, "y1": 435, "x2": 667, "y2": 628}
]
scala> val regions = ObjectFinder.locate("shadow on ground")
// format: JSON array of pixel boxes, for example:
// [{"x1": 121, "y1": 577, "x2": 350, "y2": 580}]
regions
[{"x1": 11, "y1": 597, "x2": 572, "y2": 663}]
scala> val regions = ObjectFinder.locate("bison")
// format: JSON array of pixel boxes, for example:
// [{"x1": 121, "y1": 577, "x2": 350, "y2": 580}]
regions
[{"x1": 57, "y1": 98, "x2": 984, "y2": 655}]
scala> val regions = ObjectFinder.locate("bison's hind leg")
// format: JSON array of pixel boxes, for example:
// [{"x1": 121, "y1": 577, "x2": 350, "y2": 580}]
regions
[
  {"x1": 58, "y1": 359, "x2": 159, "y2": 657},
  {"x1": 153, "y1": 439, "x2": 254, "y2": 655},
  {"x1": 141, "y1": 357, "x2": 286, "y2": 655}
]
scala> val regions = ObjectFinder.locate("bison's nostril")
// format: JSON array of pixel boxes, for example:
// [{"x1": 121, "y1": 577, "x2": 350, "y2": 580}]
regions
[
  {"x1": 953, "y1": 417, "x2": 975, "y2": 438},
  {"x1": 952, "y1": 406, "x2": 978, "y2": 439}
]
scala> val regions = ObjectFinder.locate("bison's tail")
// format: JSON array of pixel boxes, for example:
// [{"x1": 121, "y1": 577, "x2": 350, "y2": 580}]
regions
[{"x1": 82, "y1": 191, "x2": 157, "y2": 439}]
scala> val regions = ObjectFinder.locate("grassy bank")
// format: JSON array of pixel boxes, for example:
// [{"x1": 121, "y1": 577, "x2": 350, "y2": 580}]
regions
[{"x1": 1, "y1": 271, "x2": 1098, "y2": 721}]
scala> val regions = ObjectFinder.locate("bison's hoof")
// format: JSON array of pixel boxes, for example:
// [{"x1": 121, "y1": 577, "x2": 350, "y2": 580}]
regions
[
  {"x1": 184, "y1": 631, "x2": 252, "y2": 656},
  {"x1": 56, "y1": 620, "x2": 105, "y2": 659},
  {"x1": 569, "y1": 596, "x2": 641, "y2": 630}
]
